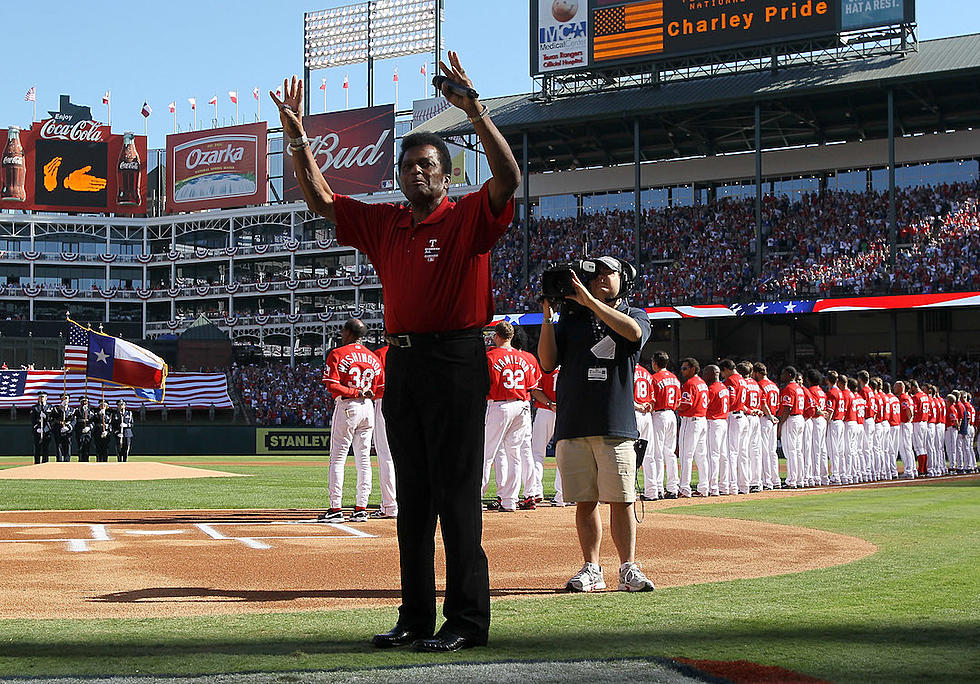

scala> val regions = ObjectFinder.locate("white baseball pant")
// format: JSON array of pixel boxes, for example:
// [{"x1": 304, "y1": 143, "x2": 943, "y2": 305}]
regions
[
  {"x1": 760, "y1": 417, "x2": 780, "y2": 489},
  {"x1": 812, "y1": 416, "x2": 829, "y2": 485},
  {"x1": 827, "y1": 419, "x2": 845, "y2": 484},
  {"x1": 899, "y1": 422, "x2": 915, "y2": 477},
  {"x1": 678, "y1": 415, "x2": 707, "y2": 496},
  {"x1": 740, "y1": 413, "x2": 760, "y2": 493},
  {"x1": 722, "y1": 413, "x2": 746, "y2": 495},
  {"x1": 373, "y1": 397, "x2": 398, "y2": 516},
  {"x1": 519, "y1": 406, "x2": 535, "y2": 499},
  {"x1": 706, "y1": 418, "x2": 727, "y2": 495},
  {"x1": 530, "y1": 406, "x2": 556, "y2": 502},
  {"x1": 482, "y1": 400, "x2": 527, "y2": 510},
  {"x1": 801, "y1": 419, "x2": 814, "y2": 486},
  {"x1": 781, "y1": 415, "x2": 805, "y2": 487},
  {"x1": 654, "y1": 411, "x2": 679, "y2": 495},
  {"x1": 635, "y1": 410, "x2": 656, "y2": 498},
  {"x1": 329, "y1": 397, "x2": 375, "y2": 510}
]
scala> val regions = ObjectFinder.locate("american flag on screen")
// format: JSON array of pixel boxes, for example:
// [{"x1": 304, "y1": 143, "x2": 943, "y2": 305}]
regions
[
  {"x1": 593, "y1": 1, "x2": 664, "y2": 62},
  {"x1": 0, "y1": 371, "x2": 233, "y2": 408},
  {"x1": 64, "y1": 322, "x2": 89, "y2": 370}
]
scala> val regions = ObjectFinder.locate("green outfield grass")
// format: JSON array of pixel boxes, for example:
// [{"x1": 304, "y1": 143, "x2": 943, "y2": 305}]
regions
[{"x1": 0, "y1": 455, "x2": 976, "y2": 682}]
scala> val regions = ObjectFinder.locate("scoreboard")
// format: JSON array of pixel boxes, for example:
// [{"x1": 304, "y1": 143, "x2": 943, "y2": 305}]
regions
[{"x1": 532, "y1": 0, "x2": 915, "y2": 75}]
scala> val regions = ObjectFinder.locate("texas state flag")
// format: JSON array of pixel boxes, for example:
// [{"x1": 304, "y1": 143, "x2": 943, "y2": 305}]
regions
[{"x1": 84, "y1": 327, "x2": 167, "y2": 390}]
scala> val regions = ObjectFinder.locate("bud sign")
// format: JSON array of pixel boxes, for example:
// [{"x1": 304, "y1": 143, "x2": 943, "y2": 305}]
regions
[
  {"x1": 283, "y1": 105, "x2": 394, "y2": 199},
  {"x1": 165, "y1": 122, "x2": 267, "y2": 212}
]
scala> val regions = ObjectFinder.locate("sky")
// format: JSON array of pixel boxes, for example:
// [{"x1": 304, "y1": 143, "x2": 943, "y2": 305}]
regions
[{"x1": 0, "y1": 1, "x2": 974, "y2": 150}]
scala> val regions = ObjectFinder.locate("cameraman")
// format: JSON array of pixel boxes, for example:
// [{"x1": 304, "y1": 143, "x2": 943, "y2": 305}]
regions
[{"x1": 538, "y1": 256, "x2": 655, "y2": 593}]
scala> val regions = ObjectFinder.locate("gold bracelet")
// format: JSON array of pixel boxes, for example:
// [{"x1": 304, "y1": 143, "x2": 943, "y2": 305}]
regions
[{"x1": 467, "y1": 105, "x2": 489, "y2": 125}]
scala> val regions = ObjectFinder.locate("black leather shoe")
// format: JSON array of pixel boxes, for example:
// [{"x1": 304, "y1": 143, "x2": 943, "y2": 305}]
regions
[
  {"x1": 412, "y1": 633, "x2": 484, "y2": 653},
  {"x1": 372, "y1": 625, "x2": 428, "y2": 648}
]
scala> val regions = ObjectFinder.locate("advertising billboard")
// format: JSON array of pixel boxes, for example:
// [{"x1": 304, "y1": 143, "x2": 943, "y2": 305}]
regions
[
  {"x1": 840, "y1": 0, "x2": 913, "y2": 31},
  {"x1": 530, "y1": 1, "x2": 914, "y2": 75},
  {"x1": 283, "y1": 104, "x2": 394, "y2": 199},
  {"x1": 0, "y1": 96, "x2": 147, "y2": 214},
  {"x1": 533, "y1": 0, "x2": 590, "y2": 74},
  {"x1": 256, "y1": 428, "x2": 331, "y2": 454},
  {"x1": 165, "y1": 122, "x2": 267, "y2": 213}
]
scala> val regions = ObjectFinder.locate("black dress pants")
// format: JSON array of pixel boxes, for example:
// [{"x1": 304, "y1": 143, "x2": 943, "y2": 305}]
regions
[
  {"x1": 382, "y1": 329, "x2": 491, "y2": 643},
  {"x1": 33, "y1": 435, "x2": 50, "y2": 464}
]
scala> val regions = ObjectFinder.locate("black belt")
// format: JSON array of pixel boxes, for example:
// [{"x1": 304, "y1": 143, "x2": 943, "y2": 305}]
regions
[{"x1": 386, "y1": 327, "x2": 483, "y2": 349}]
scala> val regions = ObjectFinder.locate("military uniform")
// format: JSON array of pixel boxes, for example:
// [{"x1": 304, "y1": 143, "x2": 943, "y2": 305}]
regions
[
  {"x1": 93, "y1": 403, "x2": 113, "y2": 462},
  {"x1": 74, "y1": 400, "x2": 96, "y2": 462},
  {"x1": 30, "y1": 397, "x2": 52, "y2": 464},
  {"x1": 112, "y1": 405, "x2": 134, "y2": 462},
  {"x1": 50, "y1": 399, "x2": 75, "y2": 462}
]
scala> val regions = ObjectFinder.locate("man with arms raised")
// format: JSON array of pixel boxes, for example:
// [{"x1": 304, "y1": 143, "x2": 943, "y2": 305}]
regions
[{"x1": 272, "y1": 51, "x2": 520, "y2": 652}]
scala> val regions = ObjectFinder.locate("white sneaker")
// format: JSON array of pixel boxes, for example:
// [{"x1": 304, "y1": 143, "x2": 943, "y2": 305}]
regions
[
  {"x1": 618, "y1": 562, "x2": 655, "y2": 592},
  {"x1": 565, "y1": 562, "x2": 605, "y2": 592}
]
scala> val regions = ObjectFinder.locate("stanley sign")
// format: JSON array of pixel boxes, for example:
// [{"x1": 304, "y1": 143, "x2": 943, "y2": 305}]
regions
[{"x1": 256, "y1": 428, "x2": 332, "y2": 454}]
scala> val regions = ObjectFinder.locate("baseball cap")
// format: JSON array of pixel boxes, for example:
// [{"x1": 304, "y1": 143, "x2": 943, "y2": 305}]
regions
[{"x1": 594, "y1": 256, "x2": 623, "y2": 272}]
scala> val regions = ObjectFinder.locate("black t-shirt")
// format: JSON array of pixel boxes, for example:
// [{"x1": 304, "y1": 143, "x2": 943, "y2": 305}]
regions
[{"x1": 553, "y1": 301, "x2": 651, "y2": 441}]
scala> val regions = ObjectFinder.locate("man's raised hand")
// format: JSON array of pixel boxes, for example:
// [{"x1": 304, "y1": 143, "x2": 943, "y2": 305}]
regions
[
  {"x1": 270, "y1": 76, "x2": 304, "y2": 138},
  {"x1": 438, "y1": 51, "x2": 481, "y2": 117}
]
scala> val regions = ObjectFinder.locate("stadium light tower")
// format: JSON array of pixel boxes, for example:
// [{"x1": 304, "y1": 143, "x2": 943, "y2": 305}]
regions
[{"x1": 303, "y1": 0, "x2": 443, "y2": 113}]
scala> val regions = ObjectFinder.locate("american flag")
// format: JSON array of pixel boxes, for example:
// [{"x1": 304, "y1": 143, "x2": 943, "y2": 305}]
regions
[
  {"x1": 25, "y1": 86, "x2": 36, "y2": 102},
  {"x1": 64, "y1": 321, "x2": 89, "y2": 370},
  {"x1": 593, "y1": 1, "x2": 664, "y2": 62},
  {"x1": 0, "y1": 371, "x2": 233, "y2": 409}
]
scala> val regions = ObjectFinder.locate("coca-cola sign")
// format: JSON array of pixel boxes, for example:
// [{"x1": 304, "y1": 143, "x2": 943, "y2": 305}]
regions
[
  {"x1": 166, "y1": 122, "x2": 267, "y2": 213},
  {"x1": 0, "y1": 107, "x2": 147, "y2": 215},
  {"x1": 283, "y1": 105, "x2": 394, "y2": 200},
  {"x1": 38, "y1": 118, "x2": 106, "y2": 142}
]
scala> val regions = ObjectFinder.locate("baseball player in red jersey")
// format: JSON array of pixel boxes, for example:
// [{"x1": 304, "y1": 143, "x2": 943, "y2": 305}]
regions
[
  {"x1": 884, "y1": 382, "x2": 902, "y2": 479},
  {"x1": 895, "y1": 381, "x2": 915, "y2": 478},
  {"x1": 806, "y1": 370, "x2": 830, "y2": 487},
  {"x1": 530, "y1": 367, "x2": 565, "y2": 505},
  {"x1": 944, "y1": 393, "x2": 960, "y2": 474},
  {"x1": 677, "y1": 357, "x2": 708, "y2": 497},
  {"x1": 872, "y1": 380, "x2": 887, "y2": 479},
  {"x1": 825, "y1": 371, "x2": 845, "y2": 485},
  {"x1": 703, "y1": 364, "x2": 729, "y2": 496},
  {"x1": 849, "y1": 378, "x2": 868, "y2": 482},
  {"x1": 856, "y1": 371, "x2": 875, "y2": 482},
  {"x1": 633, "y1": 361, "x2": 656, "y2": 499},
  {"x1": 929, "y1": 386, "x2": 946, "y2": 476},
  {"x1": 800, "y1": 374, "x2": 817, "y2": 488},
  {"x1": 320, "y1": 319, "x2": 384, "y2": 523},
  {"x1": 649, "y1": 351, "x2": 681, "y2": 498},
  {"x1": 517, "y1": 345, "x2": 544, "y2": 509},
  {"x1": 964, "y1": 394, "x2": 978, "y2": 472},
  {"x1": 738, "y1": 361, "x2": 762, "y2": 493},
  {"x1": 720, "y1": 359, "x2": 747, "y2": 496},
  {"x1": 371, "y1": 344, "x2": 398, "y2": 518},
  {"x1": 752, "y1": 363, "x2": 781, "y2": 490},
  {"x1": 910, "y1": 379, "x2": 930, "y2": 475},
  {"x1": 777, "y1": 366, "x2": 806, "y2": 488},
  {"x1": 482, "y1": 321, "x2": 540, "y2": 512}
]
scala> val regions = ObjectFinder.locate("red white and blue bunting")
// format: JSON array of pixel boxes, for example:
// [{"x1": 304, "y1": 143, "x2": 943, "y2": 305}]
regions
[{"x1": 99, "y1": 253, "x2": 116, "y2": 263}]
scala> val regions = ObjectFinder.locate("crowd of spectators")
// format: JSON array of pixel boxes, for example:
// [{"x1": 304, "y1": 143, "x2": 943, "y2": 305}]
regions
[
  {"x1": 490, "y1": 181, "x2": 980, "y2": 311},
  {"x1": 232, "y1": 362, "x2": 333, "y2": 427}
]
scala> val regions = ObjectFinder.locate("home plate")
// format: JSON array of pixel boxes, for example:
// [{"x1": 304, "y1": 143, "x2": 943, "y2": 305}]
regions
[{"x1": 0, "y1": 462, "x2": 249, "y2": 481}]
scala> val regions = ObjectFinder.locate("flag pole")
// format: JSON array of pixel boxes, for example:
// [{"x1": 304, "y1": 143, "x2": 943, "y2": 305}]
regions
[
  {"x1": 236, "y1": 93, "x2": 239, "y2": 125},
  {"x1": 256, "y1": 90, "x2": 260, "y2": 122},
  {"x1": 107, "y1": 97, "x2": 111, "y2": 127},
  {"x1": 172, "y1": 106, "x2": 176, "y2": 134}
]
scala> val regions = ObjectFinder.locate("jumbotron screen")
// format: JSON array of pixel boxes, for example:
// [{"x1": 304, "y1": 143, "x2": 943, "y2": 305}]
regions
[{"x1": 531, "y1": 0, "x2": 915, "y2": 75}]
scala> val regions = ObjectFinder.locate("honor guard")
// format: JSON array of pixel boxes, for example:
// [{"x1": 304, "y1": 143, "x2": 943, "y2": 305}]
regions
[{"x1": 30, "y1": 391, "x2": 52, "y2": 464}]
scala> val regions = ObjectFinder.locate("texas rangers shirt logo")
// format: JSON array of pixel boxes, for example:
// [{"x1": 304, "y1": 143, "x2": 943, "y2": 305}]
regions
[{"x1": 423, "y1": 238, "x2": 440, "y2": 263}]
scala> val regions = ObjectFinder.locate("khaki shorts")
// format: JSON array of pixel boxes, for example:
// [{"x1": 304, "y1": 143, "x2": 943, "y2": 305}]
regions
[{"x1": 556, "y1": 436, "x2": 637, "y2": 503}]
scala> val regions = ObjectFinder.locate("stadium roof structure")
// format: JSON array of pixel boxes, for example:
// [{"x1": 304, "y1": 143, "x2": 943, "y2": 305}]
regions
[{"x1": 416, "y1": 34, "x2": 980, "y2": 174}]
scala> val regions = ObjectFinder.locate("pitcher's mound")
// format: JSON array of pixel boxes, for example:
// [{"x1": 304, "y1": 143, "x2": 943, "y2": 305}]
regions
[{"x1": 0, "y1": 462, "x2": 248, "y2": 481}]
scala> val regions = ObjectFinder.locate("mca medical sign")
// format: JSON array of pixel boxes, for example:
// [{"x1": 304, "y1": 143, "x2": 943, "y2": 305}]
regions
[
  {"x1": 531, "y1": 0, "x2": 914, "y2": 75},
  {"x1": 256, "y1": 428, "x2": 332, "y2": 454}
]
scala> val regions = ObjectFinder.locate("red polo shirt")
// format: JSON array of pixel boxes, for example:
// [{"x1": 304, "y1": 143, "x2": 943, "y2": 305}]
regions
[
  {"x1": 780, "y1": 382, "x2": 805, "y2": 416},
  {"x1": 827, "y1": 385, "x2": 845, "y2": 420},
  {"x1": 651, "y1": 369, "x2": 681, "y2": 411},
  {"x1": 705, "y1": 380, "x2": 730, "y2": 420},
  {"x1": 678, "y1": 376, "x2": 708, "y2": 418},
  {"x1": 634, "y1": 364, "x2": 655, "y2": 406},
  {"x1": 334, "y1": 182, "x2": 514, "y2": 334}
]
